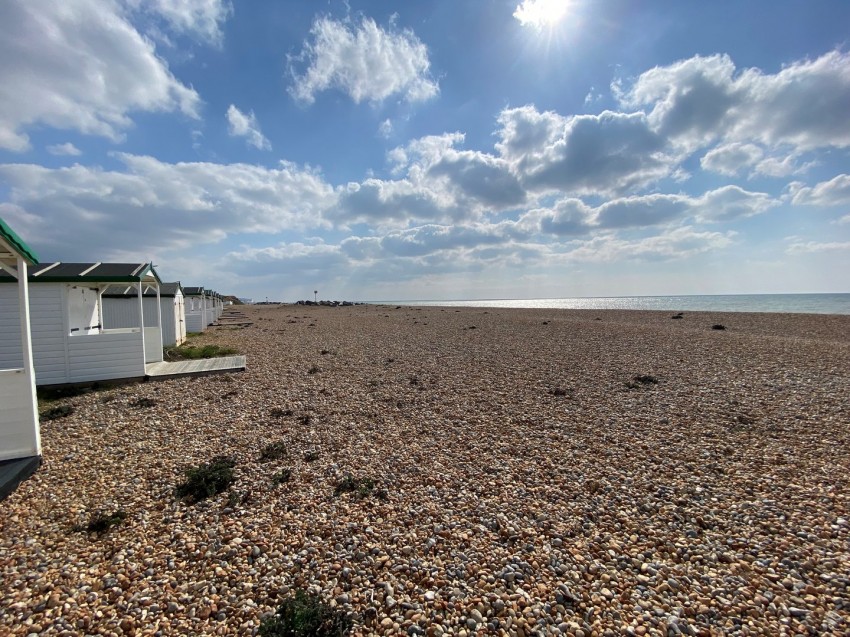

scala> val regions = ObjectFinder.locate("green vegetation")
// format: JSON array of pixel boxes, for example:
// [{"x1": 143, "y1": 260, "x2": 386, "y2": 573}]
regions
[
  {"x1": 131, "y1": 397, "x2": 157, "y2": 408},
  {"x1": 260, "y1": 441, "x2": 288, "y2": 462},
  {"x1": 259, "y1": 590, "x2": 352, "y2": 637},
  {"x1": 272, "y1": 469, "x2": 293, "y2": 485},
  {"x1": 40, "y1": 404, "x2": 75, "y2": 420},
  {"x1": 164, "y1": 343, "x2": 238, "y2": 361},
  {"x1": 175, "y1": 456, "x2": 236, "y2": 503},
  {"x1": 73, "y1": 510, "x2": 127, "y2": 534}
]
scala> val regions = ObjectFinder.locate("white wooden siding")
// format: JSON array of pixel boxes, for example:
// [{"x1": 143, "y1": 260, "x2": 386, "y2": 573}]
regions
[
  {"x1": 103, "y1": 296, "x2": 179, "y2": 347},
  {"x1": 1, "y1": 283, "x2": 148, "y2": 385},
  {"x1": 0, "y1": 369, "x2": 39, "y2": 460}
]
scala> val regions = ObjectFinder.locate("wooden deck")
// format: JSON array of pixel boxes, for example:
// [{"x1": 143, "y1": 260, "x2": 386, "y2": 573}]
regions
[{"x1": 145, "y1": 355, "x2": 246, "y2": 379}]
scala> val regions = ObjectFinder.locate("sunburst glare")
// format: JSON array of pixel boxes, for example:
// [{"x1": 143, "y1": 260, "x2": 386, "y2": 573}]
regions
[{"x1": 513, "y1": 0, "x2": 571, "y2": 30}]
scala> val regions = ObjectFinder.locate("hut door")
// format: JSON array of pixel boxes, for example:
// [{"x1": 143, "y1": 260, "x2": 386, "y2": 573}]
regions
[{"x1": 67, "y1": 286, "x2": 101, "y2": 335}]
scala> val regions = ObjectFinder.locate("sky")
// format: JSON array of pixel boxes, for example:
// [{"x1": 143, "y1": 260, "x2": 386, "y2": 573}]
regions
[{"x1": 1, "y1": 0, "x2": 849, "y2": 302}]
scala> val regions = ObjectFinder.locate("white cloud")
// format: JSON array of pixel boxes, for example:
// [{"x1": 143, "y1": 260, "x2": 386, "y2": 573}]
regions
[
  {"x1": 700, "y1": 143, "x2": 763, "y2": 176},
  {"x1": 46, "y1": 142, "x2": 82, "y2": 157},
  {"x1": 513, "y1": 0, "x2": 569, "y2": 30},
  {"x1": 0, "y1": 0, "x2": 201, "y2": 151},
  {"x1": 495, "y1": 106, "x2": 674, "y2": 196},
  {"x1": 0, "y1": 154, "x2": 334, "y2": 259},
  {"x1": 289, "y1": 17, "x2": 439, "y2": 105},
  {"x1": 378, "y1": 118, "x2": 394, "y2": 138},
  {"x1": 226, "y1": 105, "x2": 271, "y2": 150},
  {"x1": 563, "y1": 227, "x2": 736, "y2": 263},
  {"x1": 791, "y1": 174, "x2": 850, "y2": 206},
  {"x1": 786, "y1": 240, "x2": 850, "y2": 255},
  {"x1": 530, "y1": 186, "x2": 775, "y2": 236},
  {"x1": 124, "y1": 0, "x2": 232, "y2": 46},
  {"x1": 621, "y1": 51, "x2": 850, "y2": 153}
]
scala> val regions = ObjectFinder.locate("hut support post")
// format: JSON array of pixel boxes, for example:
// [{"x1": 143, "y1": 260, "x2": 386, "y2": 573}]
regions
[{"x1": 16, "y1": 257, "x2": 40, "y2": 456}]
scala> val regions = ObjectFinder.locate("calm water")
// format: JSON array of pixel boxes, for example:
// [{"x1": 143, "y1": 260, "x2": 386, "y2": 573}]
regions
[{"x1": 382, "y1": 294, "x2": 850, "y2": 315}]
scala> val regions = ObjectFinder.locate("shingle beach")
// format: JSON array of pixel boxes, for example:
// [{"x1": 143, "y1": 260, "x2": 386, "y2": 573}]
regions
[{"x1": 2, "y1": 305, "x2": 849, "y2": 636}]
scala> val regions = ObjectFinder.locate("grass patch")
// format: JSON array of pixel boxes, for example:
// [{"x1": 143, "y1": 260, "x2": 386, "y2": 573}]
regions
[
  {"x1": 626, "y1": 374, "x2": 659, "y2": 390},
  {"x1": 175, "y1": 456, "x2": 236, "y2": 503},
  {"x1": 164, "y1": 344, "x2": 238, "y2": 361},
  {"x1": 272, "y1": 469, "x2": 292, "y2": 485},
  {"x1": 40, "y1": 404, "x2": 75, "y2": 420},
  {"x1": 259, "y1": 590, "x2": 352, "y2": 637},
  {"x1": 260, "y1": 441, "x2": 288, "y2": 462},
  {"x1": 334, "y1": 474, "x2": 387, "y2": 500},
  {"x1": 73, "y1": 510, "x2": 127, "y2": 534},
  {"x1": 131, "y1": 397, "x2": 157, "y2": 408}
]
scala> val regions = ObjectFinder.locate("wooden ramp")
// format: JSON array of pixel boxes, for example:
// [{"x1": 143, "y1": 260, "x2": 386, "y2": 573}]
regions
[{"x1": 145, "y1": 355, "x2": 246, "y2": 380}]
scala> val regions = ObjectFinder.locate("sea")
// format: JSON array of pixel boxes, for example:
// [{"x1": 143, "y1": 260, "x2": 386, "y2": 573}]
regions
[{"x1": 381, "y1": 293, "x2": 850, "y2": 315}]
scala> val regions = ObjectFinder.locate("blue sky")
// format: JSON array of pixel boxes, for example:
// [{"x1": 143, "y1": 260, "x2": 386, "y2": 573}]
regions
[{"x1": 1, "y1": 0, "x2": 848, "y2": 301}]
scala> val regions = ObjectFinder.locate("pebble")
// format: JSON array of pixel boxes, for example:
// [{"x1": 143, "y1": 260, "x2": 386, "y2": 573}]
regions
[{"x1": 0, "y1": 306, "x2": 848, "y2": 636}]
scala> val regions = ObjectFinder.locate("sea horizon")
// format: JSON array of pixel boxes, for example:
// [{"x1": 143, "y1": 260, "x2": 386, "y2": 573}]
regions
[{"x1": 369, "y1": 292, "x2": 850, "y2": 315}]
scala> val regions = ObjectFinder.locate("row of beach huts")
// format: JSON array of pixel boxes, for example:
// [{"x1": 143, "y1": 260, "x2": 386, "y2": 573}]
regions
[{"x1": 0, "y1": 217, "x2": 241, "y2": 499}]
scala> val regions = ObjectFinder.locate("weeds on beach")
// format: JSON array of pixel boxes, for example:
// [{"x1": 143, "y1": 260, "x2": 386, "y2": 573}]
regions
[
  {"x1": 270, "y1": 408, "x2": 294, "y2": 418},
  {"x1": 334, "y1": 474, "x2": 388, "y2": 500},
  {"x1": 304, "y1": 450, "x2": 320, "y2": 462},
  {"x1": 626, "y1": 374, "x2": 659, "y2": 389},
  {"x1": 175, "y1": 456, "x2": 236, "y2": 503},
  {"x1": 40, "y1": 404, "x2": 75, "y2": 420},
  {"x1": 131, "y1": 397, "x2": 157, "y2": 408},
  {"x1": 272, "y1": 469, "x2": 293, "y2": 485},
  {"x1": 73, "y1": 510, "x2": 127, "y2": 535},
  {"x1": 712, "y1": 324, "x2": 727, "y2": 330},
  {"x1": 164, "y1": 344, "x2": 238, "y2": 361},
  {"x1": 260, "y1": 441, "x2": 288, "y2": 462},
  {"x1": 307, "y1": 365, "x2": 320, "y2": 374},
  {"x1": 259, "y1": 589, "x2": 352, "y2": 637}
]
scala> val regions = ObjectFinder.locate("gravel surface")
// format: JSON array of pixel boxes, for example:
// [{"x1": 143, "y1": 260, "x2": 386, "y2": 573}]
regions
[{"x1": 2, "y1": 305, "x2": 849, "y2": 636}]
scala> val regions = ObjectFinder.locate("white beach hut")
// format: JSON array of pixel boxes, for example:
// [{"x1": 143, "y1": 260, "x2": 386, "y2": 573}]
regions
[
  {"x1": 102, "y1": 282, "x2": 187, "y2": 347},
  {"x1": 0, "y1": 263, "x2": 164, "y2": 386},
  {"x1": 183, "y1": 286, "x2": 209, "y2": 333},
  {"x1": 0, "y1": 218, "x2": 41, "y2": 499}
]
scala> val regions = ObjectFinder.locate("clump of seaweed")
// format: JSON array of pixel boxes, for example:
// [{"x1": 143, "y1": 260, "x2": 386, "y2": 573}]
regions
[
  {"x1": 258, "y1": 589, "x2": 353, "y2": 637},
  {"x1": 175, "y1": 456, "x2": 236, "y2": 503}
]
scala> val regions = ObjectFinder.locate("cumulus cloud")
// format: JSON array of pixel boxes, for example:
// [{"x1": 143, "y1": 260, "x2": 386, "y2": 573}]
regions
[
  {"x1": 529, "y1": 186, "x2": 775, "y2": 236},
  {"x1": 700, "y1": 143, "x2": 764, "y2": 176},
  {"x1": 124, "y1": 0, "x2": 232, "y2": 45},
  {"x1": 564, "y1": 227, "x2": 736, "y2": 263},
  {"x1": 0, "y1": 0, "x2": 201, "y2": 151},
  {"x1": 0, "y1": 154, "x2": 334, "y2": 259},
  {"x1": 495, "y1": 106, "x2": 673, "y2": 196},
  {"x1": 46, "y1": 142, "x2": 82, "y2": 157},
  {"x1": 791, "y1": 174, "x2": 850, "y2": 206},
  {"x1": 289, "y1": 16, "x2": 439, "y2": 105},
  {"x1": 226, "y1": 105, "x2": 271, "y2": 150},
  {"x1": 621, "y1": 51, "x2": 850, "y2": 152},
  {"x1": 786, "y1": 240, "x2": 850, "y2": 255}
]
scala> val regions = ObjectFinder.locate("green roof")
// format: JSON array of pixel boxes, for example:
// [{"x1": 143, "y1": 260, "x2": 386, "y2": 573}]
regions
[{"x1": 0, "y1": 217, "x2": 39, "y2": 265}]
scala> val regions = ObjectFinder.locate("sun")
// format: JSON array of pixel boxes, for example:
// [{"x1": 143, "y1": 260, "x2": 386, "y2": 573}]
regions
[{"x1": 513, "y1": 0, "x2": 571, "y2": 30}]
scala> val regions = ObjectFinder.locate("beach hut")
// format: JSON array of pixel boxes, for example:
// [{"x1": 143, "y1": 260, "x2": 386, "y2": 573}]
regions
[
  {"x1": 0, "y1": 263, "x2": 164, "y2": 386},
  {"x1": 183, "y1": 286, "x2": 210, "y2": 332},
  {"x1": 0, "y1": 218, "x2": 41, "y2": 499},
  {"x1": 102, "y1": 281, "x2": 187, "y2": 347}
]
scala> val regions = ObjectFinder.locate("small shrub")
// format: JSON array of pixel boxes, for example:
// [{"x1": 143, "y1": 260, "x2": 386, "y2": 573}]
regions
[
  {"x1": 626, "y1": 374, "x2": 659, "y2": 390},
  {"x1": 711, "y1": 324, "x2": 726, "y2": 330},
  {"x1": 304, "y1": 450, "x2": 320, "y2": 462},
  {"x1": 41, "y1": 404, "x2": 75, "y2": 420},
  {"x1": 334, "y1": 474, "x2": 386, "y2": 500},
  {"x1": 270, "y1": 408, "x2": 294, "y2": 418},
  {"x1": 131, "y1": 397, "x2": 157, "y2": 408},
  {"x1": 175, "y1": 456, "x2": 236, "y2": 503},
  {"x1": 272, "y1": 469, "x2": 292, "y2": 485},
  {"x1": 307, "y1": 366, "x2": 320, "y2": 375},
  {"x1": 320, "y1": 349, "x2": 330, "y2": 355},
  {"x1": 260, "y1": 441, "x2": 288, "y2": 462},
  {"x1": 299, "y1": 414, "x2": 312, "y2": 426},
  {"x1": 551, "y1": 387, "x2": 571, "y2": 397},
  {"x1": 165, "y1": 344, "x2": 238, "y2": 361},
  {"x1": 259, "y1": 590, "x2": 353, "y2": 637},
  {"x1": 74, "y1": 510, "x2": 127, "y2": 534}
]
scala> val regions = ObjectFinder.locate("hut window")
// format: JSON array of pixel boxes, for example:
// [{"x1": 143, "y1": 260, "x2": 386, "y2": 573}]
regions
[{"x1": 67, "y1": 285, "x2": 101, "y2": 335}]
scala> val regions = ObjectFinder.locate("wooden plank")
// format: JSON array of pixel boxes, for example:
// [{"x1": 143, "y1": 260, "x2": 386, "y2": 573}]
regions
[{"x1": 145, "y1": 355, "x2": 246, "y2": 379}]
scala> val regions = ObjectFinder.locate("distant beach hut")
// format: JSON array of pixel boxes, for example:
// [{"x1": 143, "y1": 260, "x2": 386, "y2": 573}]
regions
[
  {"x1": 0, "y1": 218, "x2": 41, "y2": 499},
  {"x1": 102, "y1": 281, "x2": 187, "y2": 346},
  {"x1": 182, "y1": 286, "x2": 209, "y2": 332},
  {"x1": 0, "y1": 262, "x2": 164, "y2": 386}
]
